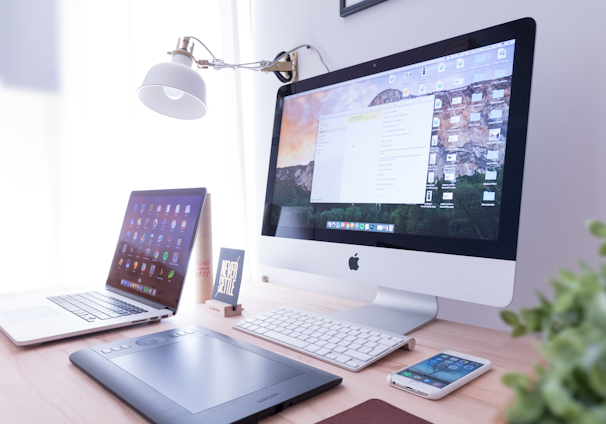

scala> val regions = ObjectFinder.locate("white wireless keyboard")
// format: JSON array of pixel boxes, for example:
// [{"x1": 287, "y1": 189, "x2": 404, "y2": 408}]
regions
[{"x1": 232, "y1": 306, "x2": 415, "y2": 372}]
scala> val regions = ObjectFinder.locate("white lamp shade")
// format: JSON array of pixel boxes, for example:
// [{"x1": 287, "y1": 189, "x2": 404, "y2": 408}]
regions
[{"x1": 137, "y1": 55, "x2": 207, "y2": 120}]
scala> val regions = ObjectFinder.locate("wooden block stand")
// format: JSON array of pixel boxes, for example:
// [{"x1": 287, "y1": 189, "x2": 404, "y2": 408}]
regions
[{"x1": 205, "y1": 299, "x2": 243, "y2": 317}]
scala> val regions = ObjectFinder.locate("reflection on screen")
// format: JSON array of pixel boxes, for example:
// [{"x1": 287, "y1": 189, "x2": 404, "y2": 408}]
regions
[{"x1": 399, "y1": 354, "x2": 484, "y2": 389}]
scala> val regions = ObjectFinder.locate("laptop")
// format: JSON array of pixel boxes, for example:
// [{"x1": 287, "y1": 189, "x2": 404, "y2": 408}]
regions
[{"x1": 0, "y1": 188, "x2": 207, "y2": 346}]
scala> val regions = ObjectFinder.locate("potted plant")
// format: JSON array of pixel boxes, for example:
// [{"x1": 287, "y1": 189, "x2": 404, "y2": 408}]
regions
[{"x1": 499, "y1": 220, "x2": 606, "y2": 424}]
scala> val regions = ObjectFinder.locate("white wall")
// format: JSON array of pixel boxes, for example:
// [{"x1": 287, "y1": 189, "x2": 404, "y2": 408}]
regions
[{"x1": 251, "y1": 0, "x2": 606, "y2": 330}]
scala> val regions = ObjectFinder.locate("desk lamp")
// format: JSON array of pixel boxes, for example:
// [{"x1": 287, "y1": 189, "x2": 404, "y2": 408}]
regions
[{"x1": 137, "y1": 36, "x2": 329, "y2": 120}]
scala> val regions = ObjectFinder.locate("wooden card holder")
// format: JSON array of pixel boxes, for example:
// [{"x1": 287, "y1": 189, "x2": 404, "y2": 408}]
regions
[{"x1": 205, "y1": 299, "x2": 243, "y2": 317}]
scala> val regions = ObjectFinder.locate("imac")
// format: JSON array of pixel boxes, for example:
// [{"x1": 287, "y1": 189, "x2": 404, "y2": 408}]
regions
[{"x1": 260, "y1": 18, "x2": 536, "y2": 335}]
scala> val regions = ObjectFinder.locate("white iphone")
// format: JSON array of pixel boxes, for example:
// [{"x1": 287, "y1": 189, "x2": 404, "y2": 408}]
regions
[{"x1": 387, "y1": 350, "x2": 492, "y2": 400}]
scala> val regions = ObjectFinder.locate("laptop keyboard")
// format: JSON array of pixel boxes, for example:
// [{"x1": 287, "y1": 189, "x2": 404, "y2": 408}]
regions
[{"x1": 47, "y1": 292, "x2": 148, "y2": 323}]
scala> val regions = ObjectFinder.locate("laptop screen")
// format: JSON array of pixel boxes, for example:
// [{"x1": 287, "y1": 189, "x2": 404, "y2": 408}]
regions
[{"x1": 106, "y1": 189, "x2": 206, "y2": 310}]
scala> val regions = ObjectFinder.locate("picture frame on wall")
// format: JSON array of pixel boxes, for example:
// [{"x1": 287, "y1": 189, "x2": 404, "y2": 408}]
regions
[{"x1": 340, "y1": 0, "x2": 389, "y2": 17}]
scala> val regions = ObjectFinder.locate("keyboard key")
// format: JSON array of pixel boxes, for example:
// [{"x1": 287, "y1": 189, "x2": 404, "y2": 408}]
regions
[
  {"x1": 101, "y1": 349, "x2": 112, "y2": 354},
  {"x1": 254, "y1": 328, "x2": 269, "y2": 334},
  {"x1": 304, "y1": 344, "x2": 321, "y2": 353},
  {"x1": 307, "y1": 337, "x2": 319, "y2": 344},
  {"x1": 344, "y1": 335, "x2": 356, "y2": 342},
  {"x1": 324, "y1": 343, "x2": 338, "y2": 350},
  {"x1": 326, "y1": 353, "x2": 338, "y2": 360},
  {"x1": 316, "y1": 340, "x2": 328, "y2": 347},
  {"x1": 338, "y1": 340, "x2": 351, "y2": 347},
  {"x1": 316, "y1": 348, "x2": 330, "y2": 356},
  {"x1": 349, "y1": 343, "x2": 362, "y2": 350},
  {"x1": 111, "y1": 347, "x2": 121, "y2": 351},
  {"x1": 336, "y1": 355, "x2": 352, "y2": 364},
  {"x1": 264, "y1": 331, "x2": 309, "y2": 348},
  {"x1": 365, "y1": 342, "x2": 378, "y2": 348},
  {"x1": 344, "y1": 349, "x2": 371, "y2": 362},
  {"x1": 290, "y1": 332, "x2": 301, "y2": 338},
  {"x1": 369, "y1": 345, "x2": 389, "y2": 356},
  {"x1": 359, "y1": 347, "x2": 372, "y2": 354},
  {"x1": 333, "y1": 346, "x2": 347, "y2": 354},
  {"x1": 378, "y1": 338, "x2": 397, "y2": 347},
  {"x1": 346, "y1": 361, "x2": 360, "y2": 368},
  {"x1": 368, "y1": 336, "x2": 380, "y2": 342},
  {"x1": 297, "y1": 334, "x2": 310, "y2": 341}
]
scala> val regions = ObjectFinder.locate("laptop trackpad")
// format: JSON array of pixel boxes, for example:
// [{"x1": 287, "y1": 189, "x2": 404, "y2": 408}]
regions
[
  {"x1": 1, "y1": 306, "x2": 60, "y2": 323},
  {"x1": 111, "y1": 336, "x2": 304, "y2": 414}
]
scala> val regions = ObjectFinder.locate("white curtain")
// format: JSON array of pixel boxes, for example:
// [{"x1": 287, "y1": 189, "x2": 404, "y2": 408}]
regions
[{"x1": 0, "y1": 0, "x2": 256, "y2": 295}]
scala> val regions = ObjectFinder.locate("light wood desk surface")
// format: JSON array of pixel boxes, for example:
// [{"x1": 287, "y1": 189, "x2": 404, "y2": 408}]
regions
[{"x1": 0, "y1": 281, "x2": 538, "y2": 424}]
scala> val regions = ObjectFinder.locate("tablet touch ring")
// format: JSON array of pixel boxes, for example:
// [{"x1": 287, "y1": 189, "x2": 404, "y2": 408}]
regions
[{"x1": 136, "y1": 336, "x2": 166, "y2": 346}]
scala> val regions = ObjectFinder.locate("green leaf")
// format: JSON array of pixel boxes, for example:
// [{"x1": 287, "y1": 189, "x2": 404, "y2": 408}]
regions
[
  {"x1": 520, "y1": 308, "x2": 543, "y2": 332},
  {"x1": 502, "y1": 373, "x2": 532, "y2": 390},
  {"x1": 600, "y1": 242, "x2": 606, "y2": 257},
  {"x1": 541, "y1": 377, "x2": 583, "y2": 419},
  {"x1": 558, "y1": 269, "x2": 576, "y2": 283},
  {"x1": 501, "y1": 310, "x2": 520, "y2": 327},
  {"x1": 511, "y1": 324, "x2": 528, "y2": 338},
  {"x1": 554, "y1": 291, "x2": 576, "y2": 313},
  {"x1": 506, "y1": 388, "x2": 545, "y2": 423},
  {"x1": 587, "y1": 220, "x2": 606, "y2": 238}
]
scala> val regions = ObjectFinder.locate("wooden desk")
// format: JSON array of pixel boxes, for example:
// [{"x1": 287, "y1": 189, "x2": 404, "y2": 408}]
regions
[{"x1": 0, "y1": 281, "x2": 538, "y2": 424}]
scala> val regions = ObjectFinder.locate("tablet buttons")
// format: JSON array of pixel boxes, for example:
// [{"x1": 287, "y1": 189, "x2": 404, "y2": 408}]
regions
[{"x1": 136, "y1": 336, "x2": 166, "y2": 346}]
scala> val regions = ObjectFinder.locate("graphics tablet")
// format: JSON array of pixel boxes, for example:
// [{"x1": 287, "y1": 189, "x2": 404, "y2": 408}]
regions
[{"x1": 70, "y1": 325, "x2": 342, "y2": 424}]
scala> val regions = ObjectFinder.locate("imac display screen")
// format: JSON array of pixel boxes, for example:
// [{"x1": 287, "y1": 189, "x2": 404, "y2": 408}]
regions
[
  {"x1": 276, "y1": 42, "x2": 514, "y2": 241},
  {"x1": 263, "y1": 20, "x2": 534, "y2": 260}
]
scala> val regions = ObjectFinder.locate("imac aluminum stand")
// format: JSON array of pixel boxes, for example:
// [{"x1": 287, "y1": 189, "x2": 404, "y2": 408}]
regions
[{"x1": 329, "y1": 287, "x2": 438, "y2": 335}]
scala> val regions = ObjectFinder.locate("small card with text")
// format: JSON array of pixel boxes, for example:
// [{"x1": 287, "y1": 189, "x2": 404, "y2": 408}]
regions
[{"x1": 212, "y1": 248, "x2": 245, "y2": 310}]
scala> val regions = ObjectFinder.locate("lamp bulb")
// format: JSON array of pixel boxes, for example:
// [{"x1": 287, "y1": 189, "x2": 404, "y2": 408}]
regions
[{"x1": 163, "y1": 86, "x2": 185, "y2": 100}]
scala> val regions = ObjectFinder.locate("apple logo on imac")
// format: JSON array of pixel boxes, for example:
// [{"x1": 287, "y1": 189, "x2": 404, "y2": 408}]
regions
[{"x1": 349, "y1": 254, "x2": 359, "y2": 271}]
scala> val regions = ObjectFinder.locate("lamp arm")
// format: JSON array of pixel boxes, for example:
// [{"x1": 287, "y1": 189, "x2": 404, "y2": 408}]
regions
[{"x1": 169, "y1": 39, "x2": 330, "y2": 74}]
